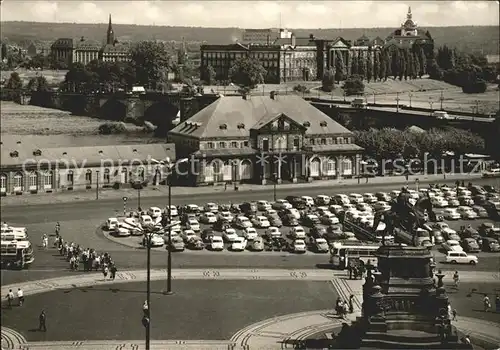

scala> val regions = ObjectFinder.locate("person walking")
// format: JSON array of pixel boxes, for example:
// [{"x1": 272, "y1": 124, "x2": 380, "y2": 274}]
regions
[
  {"x1": 102, "y1": 264, "x2": 109, "y2": 280},
  {"x1": 6, "y1": 289, "x2": 14, "y2": 308},
  {"x1": 55, "y1": 222, "x2": 60, "y2": 235},
  {"x1": 17, "y1": 288, "x2": 24, "y2": 306},
  {"x1": 38, "y1": 310, "x2": 47, "y2": 332},
  {"x1": 143, "y1": 300, "x2": 149, "y2": 317},
  {"x1": 452, "y1": 309, "x2": 457, "y2": 321},
  {"x1": 496, "y1": 295, "x2": 500, "y2": 313},
  {"x1": 42, "y1": 234, "x2": 48, "y2": 249},
  {"x1": 484, "y1": 295, "x2": 491, "y2": 312},
  {"x1": 453, "y1": 271, "x2": 460, "y2": 289},
  {"x1": 110, "y1": 264, "x2": 117, "y2": 281},
  {"x1": 349, "y1": 295, "x2": 354, "y2": 314}
]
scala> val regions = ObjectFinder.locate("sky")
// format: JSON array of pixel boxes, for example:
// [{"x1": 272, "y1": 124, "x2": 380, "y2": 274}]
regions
[{"x1": 1, "y1": 1, "x2": 499, "y2": 28}]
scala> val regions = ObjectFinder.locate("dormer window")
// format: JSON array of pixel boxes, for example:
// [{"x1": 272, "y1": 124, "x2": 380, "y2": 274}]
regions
[
  {"x1": 237, "y1": 123, "x2": 245, "y2": 129},
  {"x1": 219, "y1": 142, "x2": 226, "y2": 148},
  {"x1": 63, "y1": 152, "x2": 67, "y2": 155},
  {"x1": 10, "y1": 151, "x2": 19, "y2": 158},
  {"x1": 303, "y1": 121, "x2": 311, "y2": 128},
  {"x1": 98, "y1": 150, "x2": 103, "y2": 154},
  {"x1": 133, "y1": 149, "x2": 137, "y2": 152},
  {"x1": 219, "y1": 124, "x2": 227, "y2": 130},
  {"x1": 33, "y1": 149, "x2": 42, "y2": 156},
  {"x1": 320, "y1": 121, "x2": 328, "y2": 127},
  {"x1": 207, "y1": 142, "x2": 214, "y2": 149}
]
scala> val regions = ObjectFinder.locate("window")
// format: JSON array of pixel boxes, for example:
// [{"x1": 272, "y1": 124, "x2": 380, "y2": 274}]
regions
[
  {"x1": 243, "y1": 141, "x2": 249, "y2": 147},
  {"x1": 274, "y1": 136, "x2": 286, "y2": 151},
  {"x1": 85, "y1": 170, "x2": 92, "y2": 184},
  {"x1": 43, "y1": 171, "x2": 53, "y2": 189},
  {"x1": 104, "y1": 169, "x2": 110, "y2": 184},
  {"x1": 207, "y1": 142, "x2": 214, "y2": 149},
  {"x1": 320, "y1": 138, "x2": 326, "y2": 145},
  {"x1": 0, "y1": 174, "x2": 7, "y2": 193},
  {"x1": 324, "y1": 158, "x2": 336, "y2": 176},
  {"x1": 310, "y1": 138, "x2": 316, "y2": 145},
  {"x1": 293, "y1": 137, "x2": 300, "y2": 150},
  {"x1": 13, "y1": 172, "x2": 23, "y2": 192},
  {"x1": 231, "y1": 141, "x2": 239, "y2": 148},
  {"x1": 67, "y1": 171, "x2": 74, "y2": 184},
  {"x1": 28, "y1": 172, "x2": 38, "y2": 190},
  {"x1": 344, "y1": 137, "x2": 350, "y2": 144},
  {"x1": 262, "y1": 139, "x2": 269, "y2": 151},
  {"x1": 342, "y1": 158, "x2": 353, "y2": 176},
  {"x1": 219, "y1": 142, "x2": 226, "y2": 148}
]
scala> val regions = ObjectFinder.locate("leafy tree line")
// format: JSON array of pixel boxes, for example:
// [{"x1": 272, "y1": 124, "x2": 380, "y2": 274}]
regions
[{"x1": 353, "y1": 128, "x2": 485, "y2": 163}]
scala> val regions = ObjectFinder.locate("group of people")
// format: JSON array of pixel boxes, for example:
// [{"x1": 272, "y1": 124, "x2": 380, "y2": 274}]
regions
[
  {"x1": 335, "y1": 295, "x2": 355, "y2": 319},
  {"x1": 48, "y1": 223, "x2": 118, "y2": 280}
]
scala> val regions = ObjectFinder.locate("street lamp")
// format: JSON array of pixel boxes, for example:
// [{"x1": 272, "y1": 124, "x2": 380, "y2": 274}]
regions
[
  {"x1": 95, "y1": 170, "x2": 99, "y2": 200},
  {"x1": 136, "y1": 182, "x2": 143, "y2": 211},
  {"x1": 273, "y1": 172, "x2": 278, "y2": 202},
  {"x1": 142, "y1": 224, "x2": 155, "y2": 350},
  {"x1": 395, "y1": 92, "x2": 400, "y2": 112},
  {"x1": 408, "y1": 92, "x2": 413, "y2": 108},
  {"x1": 163, "y1": 158, "x2": 189, "y2": 296},
  {"x1": 428, "y1": 97, "x2": 434, "y2": 115}
]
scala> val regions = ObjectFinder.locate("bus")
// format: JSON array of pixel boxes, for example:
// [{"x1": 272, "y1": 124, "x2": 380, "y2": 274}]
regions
[
  {"x1": 1, "y1": 230, "x2": 29, "y2": 242},
  {"x1": 1, "y1": 240, "x2": 35, "y2": 269},
  {"x1": 329, "y1": 242, "x2": 380, "y2": 269}
]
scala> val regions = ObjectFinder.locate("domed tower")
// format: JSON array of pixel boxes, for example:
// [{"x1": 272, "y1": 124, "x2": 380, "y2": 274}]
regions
[
  {"x1": 401, "y1": 7, "x2": 418, "y2": 36},
  {"x1": 106, "y1": 14, "x2": 115, "y2": 45}
]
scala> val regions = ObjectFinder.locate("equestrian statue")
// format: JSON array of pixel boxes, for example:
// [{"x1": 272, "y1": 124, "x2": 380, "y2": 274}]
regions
[{"x1": 372, "y1": 187, "x2": 435, "y2": 246}]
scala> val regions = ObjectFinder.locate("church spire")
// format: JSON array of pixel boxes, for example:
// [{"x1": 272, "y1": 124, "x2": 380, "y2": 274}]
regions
[
  {"x1": 407, "y1": 6, "x2": 412, "y2": 20},
  {"x1": 106, "y1": 14, "x2": 115, "y2": 45}
]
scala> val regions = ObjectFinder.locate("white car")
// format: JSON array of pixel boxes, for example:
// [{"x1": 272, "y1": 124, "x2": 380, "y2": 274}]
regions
[
  {"x1": 443, "y1": 208, "x2": 460, "y2": 220},
  {"x1": 140, "y1": 215, "x2": 154, "y2": 227},
  {"x1": 244, "y1": 227, "x2": 258, "y2": 240},
  {"x1": 407, "y1": 190, "x2": 420, "y2": 200},
  {"x1": 200, "y1": 212, "x2": 217, "y2": 224},
  {"x1": 456, "y1": 206, "x2": 478, "y2": 220},
  {"x1": 218, "y1": 211, "x2": 234, "y2": 222},
  {"x1": 292, "y1": 239, "x2": 307, "y2": 253},
  {"x1": 235, "y1": 216, "x2": 253, "y2": 229},
  {"x1": 321, "y1": 213, "x2": 339, "y2": 225},
  {"x1": 169, "y1": 220, "x2": 182, "y2": 233},
  {"x1": 231, "y1": 237, "x2": 247, "y2": 251},
  {"x1": 356, "y1": 203, "x2": 373, "y2": 212},
  {"x1": 114, "y1": 224, "x2": 131, "y2": 237},
  {"x1": 445, "y1": 251, "x2": 478, "y2": 265},
  {"x1": 315, "y1": 195, "x2": 331, "y2": 205},
  {"x1": 289, "y1": 226, "x2": 306, "y2": 239},
  {"x1": 266, "y1": 226, "x2": 282, "y2": 238},
  {"x1": 362, "y1": 193, "x2": 377, "y2": 204},
  {"x1": 349, "y1": 193, "x2": 364, "y2": 204},
  {"x1": 147, "y1": 207, "x2": 162, "y2": 219},
  {"x1": 210, "y1": 236, "x2": 224, "y2": 251},
  {"x1": 272, "y1": 199, "x2": 293, "y2": 210},
  {"x1": 223, "y1": 228, "x2": 239, "y2": 242},
  {"x1": 257, "y1": 200, "x2": 272, "y2": 211},
  {"x1": 253, "y1": 216, "x2": 271, "y2": 228},
  {"x1": 149, "y1": 234, "x2": 165, "y2": 247},
  {"x1": 185, "y1": 204, "x2": 201, "y2": 213},
  {"x1": 431, "y1": 197, "x2": 449, "y2": 208},
  {"x1": 166, "y1": 205, "x2": 178, "y2": 217},
  {"x1": 442, "y1": 239, "x2": 463, "y2": 252},
  {"x1": 301, "y1": 196, "x2": 315, "y2": 207},
  {"x1": 182, "y1": 229, "x2": 197, "y2": 242},
  {"x1": 204, "y1": 202, "x2": 219, "y2": 213},
  {"x1": 334, "y1": 194, "x2": 350, "y2": 205},
  {"x1": 105, "y1": 218, "x2": 119, "y2": 230},
  {"x1": 186, "y1": 219, "x2": 201, "y2": 231},
  {"x1": 390, "y1": 190, "x2": 401, "y2": 199}
]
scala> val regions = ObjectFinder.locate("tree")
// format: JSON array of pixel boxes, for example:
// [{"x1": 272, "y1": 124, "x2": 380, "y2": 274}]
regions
[
  {"x1": 413, "y1": 52, "x2": 421, "y2": 79},
  {"x1": 204, "y1": 64, "x2": 216, "y2": 85},
  {"x1": 130, "y1": 41, "x2": 171, "y2": 90},
  {"x1": 351, "y1": 52, "x2": 359, "y2": 76},
  {"x1": 228, "y1": 57, "x2": 266, "y2": 89},
  {"x1": 322, "y1": 69, "x2": 335, "y2": 92},
  {"x1": 366, "y1": 54, "x2": 373, "y2": 82},
  {"x1": 27, "y1": 76, "x2": 49, "y2": 92},
  {"x1": 1, "y1": 43, "x2": 7, "y2": 60},
  {"x1": 5, "y1": 72, "x2": 23, "y2": 102},
  {"x1": 64, "y1": 62, "x2": 98, "y2": 92},
  {"x1": 398, "y1": 50, "x2": 406, "y2": 81},
  {"x1": 343, "y1": 75, "x2": 365, "y2": 96},
  {"x1": 373, "y1": 51, "x2": 380, "y2": 82},
  {"x1": 418, "y1": 46, "x2": 427, "y2": 77},
  {"x1": 384, "y1": 51, "x2": 391, "y2": 80},
  {"x1": 334, "y1": 51, "x2": 347, "y2": 82},
  {"x1": 358, "y1": 54, "x2": 367, "y2": 79}
]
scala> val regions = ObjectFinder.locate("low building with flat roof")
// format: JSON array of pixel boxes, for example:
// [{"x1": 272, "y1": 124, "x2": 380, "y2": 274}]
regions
[
  {"x1": 0, "y1": 141, "x2": 175, "y2": 196},
  {"x1": 168, "y1": 94, "x2": 363, "y2": 186}
]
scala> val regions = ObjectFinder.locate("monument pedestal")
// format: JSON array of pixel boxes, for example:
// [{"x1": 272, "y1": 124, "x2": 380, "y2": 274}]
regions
[{"x1": 337, "y1": 245, "x2": 472, "y2": 349}]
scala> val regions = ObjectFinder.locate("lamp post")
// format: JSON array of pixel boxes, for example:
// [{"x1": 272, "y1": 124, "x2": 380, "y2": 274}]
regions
[
  {"x1": 439, "y1": 90, "x2": 444, "y2": 110},
  {"x1": 142, "y1": 226, "x2": 154, "y2": 350},
  {"x1": 408, "y1": 92, "x2": 413, "y2": 108},
  {"x1": 273, "y1": 172, "x2": 278, "y2": 202},
  {"x1": 428, "y1": 97, "x2": 434, "y2": 115},
  {"x1": 395, "y1": 92, "x2": 400, "y2": 112},
  {"x1": 137, "y1": 184, "x2": 142, "y2": 211},
  {"x1": 96, "y1": 170, "x2": 99, "y2": 200}
]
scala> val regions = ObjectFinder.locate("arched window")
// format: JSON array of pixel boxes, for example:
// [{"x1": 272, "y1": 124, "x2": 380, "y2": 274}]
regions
[
  {"x1": 121, "y1": 168, "x2": 128, "y2": 183},
  {"x1": 43, "y1": 171, "x2": 53, "y2": 189},
  {"x1": 274, "y1": 136, "x2": 286, "y2": 151},
  {"x1": 309, "y1": 158, "x2": 321, "y2": 177},
  {"x1": 28, "y1": 171, "x2": 38, "y2": 190},
  {"x1": 323, "y1": 158, "x2": 336, "y2": 176},
  {"x1": 342, "y1": 158, "x2": 353, "y2": 176},
  {"x1": 239, "y1": 160, "x2": 253, "y2": 180},
  {"x1": 84, "y1": 169, "x2": 91, "y2": 183},
  {"x1": 138, "y1": 167, "x2": 145, "y2": 181},
  {"x1": 13, "y1": 172, "x2": 23, "y2": 192},
  {"x1": 0, "y1": 173, "x2": 7, "y2": 193},
  {"x1": 104, "y1": 168, "x2": 110, "y2": 184},
  {"x1": 67, "y1": 170, "x2": 74, "y2": 185}
]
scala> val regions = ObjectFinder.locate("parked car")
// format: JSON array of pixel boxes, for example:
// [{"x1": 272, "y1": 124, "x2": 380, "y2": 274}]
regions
[
  {"x1": 478, "y1": 223, "x2": 500, "y2": 237},
  {"x1": 315, "y1": 195, "x2": 331, "y2": 206},
  {"x1": 114, "y1": 225, "x2": 131, "y2": 237},
  {"x1": 292, "y1": 239, "x2": 307, "y2": 253},
  {"x1": 181, "y1": 229, "x2": 197, "y2": 242},
  {"x1": 443, "y1": 208, "x2": 460, "y2": 220},
  {"x1": 289, "y1": 226, "x2": 306, "y2": 239},
  {"x1": 257, "y1": 200, "x2": 272, "y2": 211},
  {"x1": 105, "y1": 218, "x2": 119, "y2": 231},
  {"x1": 456, "y1": 206, "x2": 478, "y2": 220},
  {"x1": 349, "y1": 193, "x2": 364, "y2": 204},
  {"x1": 472, "y1": 205, "x2": 489, "y2": 218},
  {"x1": 265, "y1": 227, "x2": 282, "y2": 239},
  {"x1": 272, "y1": 199, "x2": 292, "y2": 210},
  {"x1": 461, "y1": 238, "x2": 480, "y2": 253},
  {"x1": 481, "y1": 237, "x2": 500, "y2": 252},
  {"x1": 302, "y1": 214, "x2": 320, "y2": 227},
  {"x1": 286, "y1": 196, "x2": 307, "y2": 209},
  {"x1": 312, "y1": 237, "x2": 329, "y2": 253},
  {"x1": 309, "y1": 226, "x2": 328, "y2": 238},
  {"x1": 147, "y1": 207, "x2": 162, "y2": 219},
  {"x1": 200, "y1": 212, "x2": 217, "y2": 224},
  {"x1": 166, "y1": 236, "x2": 185, "y2": 251},
  {"x1": 231, "y1": 237, "x2": 247, "y2": 251},
  {"x1": 282, "y1": 215, "x2": 299, "y2": 226},
  {"x1": 234, "y1": 216, "x2": 253, "y2": 229},
  {"x1": 447, "y1": 198, "x2": 460, "y2": 207},
  {"x1": 251, "y1": 216, "x2": 271, "y2": 228},
  {"x1": 445, "y1": 251, "x2": 478, "y2": 265},
  {"x1": 209, "y1": 236, "x2": 224, "y2": 251},
  {"x1": 187, "y1": 236, "x2": 204, "y2": 250},
  {"x1": 321, "y1": 213, "x2": 339, "y2": 225},
  {"x1": 243, "y1": 227, "x2": 258, "y2": 240},
  {"x1": 375, "y1": 192, "x2": 391, "y2": 202},
  {"x1": 431, "y1": 197, "x2": 448, "y2": 208},
  {"x1": 301, "y1": 196, "x2": 315, "y2": 207},
  {"x1": 250, "y1": 237, "x2": 265, "y2": 251},
  {"x1": 373, "y1": 201, "x2": 391, "y2": 212},
  {"x1": 203, "y1": 202, "x2": 219, "y2": 213},
  {"x1": 442, "y1": 239, "x2": 463, "y2": 252},
  {"x1": 223, "y1": 228, "x2": 239, "y2": 242},
  {"x1": 362, "y1": 193, "x2": 377, "y2": 204},
  {"x1": 240, "y1": 202, "x2": 257, "y2": 215}
]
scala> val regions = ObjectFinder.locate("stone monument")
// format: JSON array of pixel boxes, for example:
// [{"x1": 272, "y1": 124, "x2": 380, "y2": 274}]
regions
[{"x1": 337, "y1": 245, "x2": 473, "y2": 349}]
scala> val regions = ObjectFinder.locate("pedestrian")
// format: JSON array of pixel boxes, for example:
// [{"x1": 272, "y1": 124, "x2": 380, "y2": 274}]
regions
[
  {"x1": 496, "y1": 295, "x2": 500, "y2": 313},
  {"x1": 17, "y1": 288, "x2": 24, "y2": 306},
  {"x1": 484, "y1": 295, "x2": 491, "y2": 312},
  {"x1": 110, "y1": 264, "x2": 117, "y2": 281},
  {"x1": 103, "y1": 264, "x2": 109, "y2": 280},
  {"x1": 42, "y1": 234, "x2": 48, "y2": 249},
  {"x1": 453, "y1": 271, "x2": 459, "y2": 289},
  {"x1": 6, "y1": 289, "x2": 14, "y2": 308},
  {"x1": 455, "y1": 180, "x2": 460, "y2": 188},
  {"x1": 342, "y1": 301, "x2": 348, "y2": 319},
  {"x1": 348, "y1": 264, "x2": 352, "y2": 279},
  {"x1": 452, "y1": 309, "x2": 457, "y2": 321},
  {"x1": 143, "y1": 300, "x2": 149, "y2": 317},
  {"x1": 55, "y1": 222, "x2": 60, "y2": 235},
  {"x1": 38, "y1": 310, "x2": 47, "y2": 332},
  {"x1": 349, "y1": 295, "x2": 354, "y2": 314}
]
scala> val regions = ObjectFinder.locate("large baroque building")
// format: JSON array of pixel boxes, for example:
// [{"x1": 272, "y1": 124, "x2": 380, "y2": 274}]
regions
[
  {"x1": 50, "y1": 14, "x2": 131, "y2": 66},
  {"x1": 0, "y1": 141, "x2": 175, "y2": 196},
  {"x1": 167, "y1": 94, "x2": 363, "y2": 186}
]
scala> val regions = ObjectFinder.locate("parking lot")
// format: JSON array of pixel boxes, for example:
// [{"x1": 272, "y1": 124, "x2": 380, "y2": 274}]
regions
[{"x1": 102, "y1": 183, "x2": 500, "y2": 260}]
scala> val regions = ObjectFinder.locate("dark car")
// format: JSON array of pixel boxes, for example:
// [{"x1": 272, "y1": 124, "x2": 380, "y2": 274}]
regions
[
  {"x1": 482, "y1": 237, "x2": 500, "y2": 252},
  {"x1": 186, "y1": 236, "x2": 204, "y2": 250},
  {"x1": 309, "y1": 226, "x2": 328, "y2": 238},
  {"x1": 375, "y1": 192, "x2": 391, "y2": 202},
  {"x1": 472, "y1": 195, "x2": 488, "y2": 206},
  {"x1": 268, "y1": 217, "x2": 283, "y2": 228},
  {"x1": 181, "y1": 213, "x2": 197, "y2": 225},
  {"x1": 285, "y1": 196, "x2": 307, "y2": 209},
  {"x1": 478, "y1": 222, "x2": 500, "y2": 237},
  {"x1": 213, "y1": 220, "x2": 231, "y2": 232},
  {"x1": 302, "y1": 214, "x2": 321, "y2": 227},
  {"x1": 461, "y1": 238, "x2": 481, "y2": 253},
  {"x1": 483, "y1": 185, "x2": 498, "y2": 194},
  {"x1": 240, "y1": 202, "x2": 257, "y2": 216},
  {"x1": 469, "y1": 185, "x2": 486, "y2": 196},
  {"x1": 201, "y1": 229, "x2": 215, "y2": 243},
  {"x1": 282, "y1": 214, "x2": 298, "y2": 226}
]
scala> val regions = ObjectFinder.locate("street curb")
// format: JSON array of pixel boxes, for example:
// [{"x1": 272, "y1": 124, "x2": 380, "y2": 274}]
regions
[{"x1": 1, "y1": 327, "x2": 28, "y2": 350}]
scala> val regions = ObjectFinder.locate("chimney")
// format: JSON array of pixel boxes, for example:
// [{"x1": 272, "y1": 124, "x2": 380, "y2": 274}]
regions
[
  {"x1": 291, "y1": 33, "x2": 296, "y2": 47},
  {"x1": 309, "y1": 34, "x2": 315, "y2": 40},
  {"x1": 80, "y1": 36, "x2": 85, "y2": 42}
]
